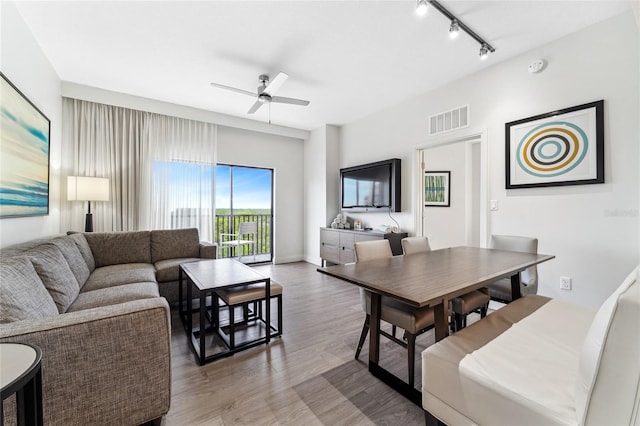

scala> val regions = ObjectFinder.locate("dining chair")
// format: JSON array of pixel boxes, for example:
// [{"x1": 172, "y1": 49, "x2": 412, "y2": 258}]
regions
[
  {"x1": 354, "y1": 239, "x2": 435, "y2": 388},
  {"x1": 219, "y1": 221, "x2": 257, "y2": 261},
  {"x1": 487, "y1": 235, "x2": 539, "y2": 303},
  {"x1": 401, "y1": 236, "x2": 490, "y2": 332}
]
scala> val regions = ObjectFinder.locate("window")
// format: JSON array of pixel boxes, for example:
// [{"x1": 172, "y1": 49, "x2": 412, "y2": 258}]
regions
[{"x1": 215, "y1": 164, "x2": 273, "y2": 263}]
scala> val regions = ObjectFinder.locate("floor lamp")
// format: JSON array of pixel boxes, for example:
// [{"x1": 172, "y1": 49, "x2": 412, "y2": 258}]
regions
[{"x1": 67, "y1": 176, "x2": 110, "y2": 232}]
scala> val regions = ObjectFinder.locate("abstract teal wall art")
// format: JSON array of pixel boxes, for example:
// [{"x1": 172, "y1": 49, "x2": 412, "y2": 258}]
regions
[{"x1": 1, "y1": 72, "x2": 50, "y2": 218}]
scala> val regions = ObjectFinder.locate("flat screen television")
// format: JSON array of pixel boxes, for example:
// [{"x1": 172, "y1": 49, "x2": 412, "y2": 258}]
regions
[{"x1": 340, "y1": 158, "x2": 401, "y2": 212}]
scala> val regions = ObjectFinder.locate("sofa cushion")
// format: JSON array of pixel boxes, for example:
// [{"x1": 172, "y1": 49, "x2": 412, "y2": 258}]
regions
[
  {"x1": 48, "y1": 236, "x2": 91, "y2": 288},
  {"x1": 0, "y1": 257, "x2": 59, "y2": 323},
  {"x1": 69, "y1": 232, "x2": 95, "y2": 271},
  {"x1": 82, "y1": 263, "x2": 157, "y2": 292},
  {"x1": 84, "y1": 231, "x2": 151, "y2": 267},
  {"x1": 154, "y1": 258, "x2": 201, "y2": 282},
  {"x1": 151, "y1": 228, "x2": 200, "y2": 263},
  {"x1": 457, "y1": 299, "x2": 595, "y2": 425},
  {"x1": 66, "y1": 282, "x2": 160, "y2": 312},
  {"x1": 422, "y1": 295, "x2": 551, "y2": 424},
  {"x1": 575, "y1": 266, "x2": 640, "y2": 425},
  {"x1": 26, "y1": 245, "x2": 80, "y2": 313}
]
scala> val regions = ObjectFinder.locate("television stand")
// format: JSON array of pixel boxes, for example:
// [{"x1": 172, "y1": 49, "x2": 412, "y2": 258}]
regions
[{"x1": 319, "y1": 227, "x2": 408, "y2": 266}]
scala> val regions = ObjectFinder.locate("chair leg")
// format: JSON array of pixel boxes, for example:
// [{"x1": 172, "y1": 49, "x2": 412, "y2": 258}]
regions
[
  {"x1": 277, "y1": 294, "x2": 283, "y2": 335},
  {"x1": 355, "y1": 315, "x2": 370, "y2": 360},
  {"x1": 454, "y1": 313, "x2": 464, "y2": 332},
  {"x1": 407, "y1": 332, "x2": 416, "y2": 388},
  {"x1": 480, "y1": 304, "x2": 488, "y2": 318}
]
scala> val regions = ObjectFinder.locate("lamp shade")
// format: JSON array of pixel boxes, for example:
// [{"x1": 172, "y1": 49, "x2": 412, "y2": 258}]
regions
[{"x1": 67, "y1": 176, "x2": 110, "y2": 201}]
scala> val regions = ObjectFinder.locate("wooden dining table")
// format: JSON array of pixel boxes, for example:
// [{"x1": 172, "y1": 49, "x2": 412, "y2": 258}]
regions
[{"x1": 318, "y1": 246, "x2": 555, "y2": 404}]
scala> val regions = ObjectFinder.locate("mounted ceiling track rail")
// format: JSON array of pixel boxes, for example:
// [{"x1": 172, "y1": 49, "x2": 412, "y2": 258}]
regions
[{"x1": 417, "y1": 0, "x2": 496, "y2": 59}]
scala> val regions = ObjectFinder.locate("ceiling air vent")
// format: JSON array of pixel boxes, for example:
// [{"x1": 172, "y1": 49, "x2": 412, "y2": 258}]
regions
[{"x1": 429, "y1": 105, "x2": 469, "y2": 136}]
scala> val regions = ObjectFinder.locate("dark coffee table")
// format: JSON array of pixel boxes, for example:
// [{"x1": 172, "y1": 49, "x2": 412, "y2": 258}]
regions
[{"x1": 179, "y1": 258, "x2": 271, "y2": 365}]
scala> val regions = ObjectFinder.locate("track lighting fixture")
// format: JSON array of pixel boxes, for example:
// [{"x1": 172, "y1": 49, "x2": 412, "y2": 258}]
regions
[
  {"x1": 420, "y1": 0, "x2": 495, "y2": 60},
  {"x1": 449, "y1": 19, "x2": 460, "y2": 39},
  {"x1": 416, "y1": 0, "x2": 429, "y2": 17},
  {"x1": 479, "y1": 44, "x2": 489, "y2": 60}
]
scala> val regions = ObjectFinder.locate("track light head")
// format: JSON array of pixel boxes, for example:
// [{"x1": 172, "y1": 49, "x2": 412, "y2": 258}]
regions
[
  {"x1": 479, "y1": 44, "x2": 489, "y2": 60},
  {"x1": 449, "y1": 19, "x2": 460, "y2": 39},
  {"x1": 416, "y1": 0, "x2": 428, "y2": 16}
]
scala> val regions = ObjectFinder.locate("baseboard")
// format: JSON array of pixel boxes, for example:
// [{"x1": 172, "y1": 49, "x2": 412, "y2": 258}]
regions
[{"x1": 273, "y1": 255, "x2": 304, "y2": 264}]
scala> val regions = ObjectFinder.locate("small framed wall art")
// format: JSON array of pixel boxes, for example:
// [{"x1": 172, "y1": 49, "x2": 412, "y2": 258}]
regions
[
  {"x1": 505, "y1": 100, "x2": 604, "y2": 189},
  {"x1": 424, "y1": 171, "x2": 450, "y2": 207},
  {"x1": 0, "y1": 72, "x2": 51, "y2": 218}
]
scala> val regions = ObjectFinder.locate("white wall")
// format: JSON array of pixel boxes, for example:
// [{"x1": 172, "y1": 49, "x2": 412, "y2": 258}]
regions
[
  {"x1": 0, "y1": 2, "x2": 62, "y2": 247},
  {"x1": 217, "y1": 126, "x2": 304, "y2": 264},
  {"x1": 338, "y1": 12, "x2": 639, "y2": 308},
  {"x1": 422, "y1": 143, "x2": 468, "y2": 249},
  {"x1": 303, "y1": 125, "x2": 339, "y2": 265}
]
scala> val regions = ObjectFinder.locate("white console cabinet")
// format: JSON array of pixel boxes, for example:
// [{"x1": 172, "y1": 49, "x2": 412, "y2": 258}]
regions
[{"x1": 319, "y1": 227, "x2": 407, "y2": 265}]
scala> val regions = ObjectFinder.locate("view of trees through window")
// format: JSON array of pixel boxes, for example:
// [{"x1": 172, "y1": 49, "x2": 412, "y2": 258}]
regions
[
  {"x1": 152, "y1": 162, "x2": 273, "y2": 262},
  {"x1": 215, "y1": 164, "x2": 273, "y2": 262}
]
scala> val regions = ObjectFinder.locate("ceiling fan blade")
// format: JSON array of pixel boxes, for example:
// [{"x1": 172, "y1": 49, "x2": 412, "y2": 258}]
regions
[
  {"x1": 210, "y1": 82, "x2": 255, "y2": 97},
  {"x1": 247, "y1": 100, "x2": 264, "y2": 114},
  {"x1": 271, "y1": 96, "x2": 310, "y2": 106},
  {"x1": 263, "y1": 72, "x2": 288, "y2": 95}
]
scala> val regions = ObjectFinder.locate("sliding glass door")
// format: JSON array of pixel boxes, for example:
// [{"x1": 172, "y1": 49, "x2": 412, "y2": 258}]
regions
[{"x1": 215, "y1": 164, "x2": 273, "y2": 263}]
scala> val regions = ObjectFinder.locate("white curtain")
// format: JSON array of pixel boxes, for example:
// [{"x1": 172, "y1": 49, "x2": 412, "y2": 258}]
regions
[
  {"x1": 62, "y1": 98, "x2": 217, "y2": 240},
  {"x1": 146, "y1": 114, "x2": 217, "y2": 241}
]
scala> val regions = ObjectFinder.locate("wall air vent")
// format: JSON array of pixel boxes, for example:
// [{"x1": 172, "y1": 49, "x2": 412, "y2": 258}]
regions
[{"x1": 429, "y1": 105, "x2": 469, "y2": 136}]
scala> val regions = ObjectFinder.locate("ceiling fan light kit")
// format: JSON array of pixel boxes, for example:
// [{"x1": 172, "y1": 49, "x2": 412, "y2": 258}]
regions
[
  {"x1": 210, "y1": 71, "x2": 310, "y2": 119},
  {"x1": 417, "y1": 0, "x2": 495, "y2": 60}
]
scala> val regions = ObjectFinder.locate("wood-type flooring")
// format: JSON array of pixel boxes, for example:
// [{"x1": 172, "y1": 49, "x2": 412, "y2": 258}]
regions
[{"x1": 164, "y1": 261, "x2": 478, "y2": 425}]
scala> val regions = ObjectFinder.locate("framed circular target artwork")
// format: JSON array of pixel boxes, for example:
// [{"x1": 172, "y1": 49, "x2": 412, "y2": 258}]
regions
[{"x1": 506, "y1": 100, "x2": 604, "y2": 189}]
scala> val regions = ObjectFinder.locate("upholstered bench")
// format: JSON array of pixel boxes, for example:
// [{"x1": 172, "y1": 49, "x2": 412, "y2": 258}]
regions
[
  {"x1": 216, "y1": 282, "x2": 283, "y2": 349},
  {"x1": 422, "y1": 265, "x2": 639, "y2": 426}
]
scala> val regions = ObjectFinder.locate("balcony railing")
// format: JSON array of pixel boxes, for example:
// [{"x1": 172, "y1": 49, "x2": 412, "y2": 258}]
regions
[{"x1": 215, "y1": 214, "x2": 272, "y2": 262}]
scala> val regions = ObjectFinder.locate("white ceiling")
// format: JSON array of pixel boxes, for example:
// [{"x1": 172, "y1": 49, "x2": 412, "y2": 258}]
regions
[{"x1": 15, "y1": 1, "x2": 633, "y2": 131}]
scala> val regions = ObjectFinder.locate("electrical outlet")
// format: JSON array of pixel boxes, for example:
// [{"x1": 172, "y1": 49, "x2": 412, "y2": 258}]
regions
[{"x1": 560, "y1": 276, "x2": 572, "y2": 290}]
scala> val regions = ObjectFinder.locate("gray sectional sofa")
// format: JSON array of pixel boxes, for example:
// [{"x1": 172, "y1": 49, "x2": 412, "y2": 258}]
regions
[{"x1": 0, "y1": 228, "x2": 216, "y2": 426}]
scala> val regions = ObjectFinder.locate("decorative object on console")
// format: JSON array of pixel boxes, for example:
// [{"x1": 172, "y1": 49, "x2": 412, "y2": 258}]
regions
[
  {"x1": 0, "y1": 72, "x2": 51, "y2": 218},
  {"x1": 424, "y1": 171, "x2": 450, "y2": 207},
  {"x1": 67, "y1": 176, "x2": 110, "y2": 232},
  {"x1": 330, "y1": 213, "x2": 350, "y2": 229},
  {"x1": 506, "y1": 100, "x2": 604, "y2": 189}
]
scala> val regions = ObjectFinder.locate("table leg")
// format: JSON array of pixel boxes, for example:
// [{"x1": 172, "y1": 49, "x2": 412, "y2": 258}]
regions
[
  {"x1": 199, "y1": 290, "x2": 206, "y2": 365},
  {"x1": 179, "y1": 267, "x2": 184, "y2": 323},
  {"x1": 434, "y1": 302, "x2": 449, "y2": 342},
  {"x1": 265, "y1": 277, "x2": 271, "y2": 345},
  {"x1": 511, "y1": 272, "x2": 522, "y2": 300},
  {"x1": 186, "y1": 277, "x2": 193, "y2": 352},
  {"x1": 368, "y1": 292, "x2": 381, "y2": 365}
]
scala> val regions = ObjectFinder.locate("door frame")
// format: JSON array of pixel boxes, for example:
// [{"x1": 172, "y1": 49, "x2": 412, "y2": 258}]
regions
[{"x1": 413, "y1": 128, "x2": 489, "y2": 247}]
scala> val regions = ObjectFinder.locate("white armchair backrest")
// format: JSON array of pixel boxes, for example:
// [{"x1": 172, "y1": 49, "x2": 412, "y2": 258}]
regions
[
  {"x1": 238, "y1": 221, "x2": 257, "y2": 235},
  {"x1": 575, "y1": 265, "x2": 640, "y2": 425}
]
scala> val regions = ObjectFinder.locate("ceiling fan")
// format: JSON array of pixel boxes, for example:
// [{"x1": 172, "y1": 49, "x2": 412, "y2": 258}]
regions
[{"x1": 210, "y1": 72, "x2": 310, "y2": 114}]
